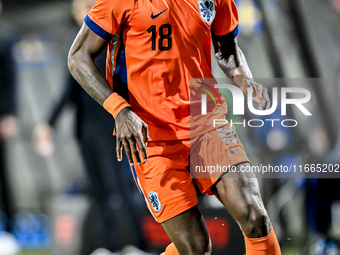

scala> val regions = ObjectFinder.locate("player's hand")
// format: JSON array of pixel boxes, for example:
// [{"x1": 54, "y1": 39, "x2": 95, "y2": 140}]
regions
[
  {"x1": 115, "y1": 107, "x2": 149, "y2": 166},
  {"x1": 233, "y1": 75, "x2": 271, "y2": 110},
  {"x1": 215, "y1": 45, "x2": 270, "y2": 110}
]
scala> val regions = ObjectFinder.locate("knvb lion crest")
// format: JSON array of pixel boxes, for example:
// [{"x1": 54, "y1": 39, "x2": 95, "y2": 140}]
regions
[
  {"x1": 198, "y1": 0, "x2": 216, "y2": 25},
  {"x1": 148, "y1": 192, "x2": 162, "y2": 212}
]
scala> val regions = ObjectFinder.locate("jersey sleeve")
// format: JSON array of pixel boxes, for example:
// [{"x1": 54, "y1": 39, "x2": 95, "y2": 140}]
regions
[
  {"x1": 211, "y1": 0, "x2": 239, "y2": 42},
  {"x1": 84, "y1": 0, "x2": 134, "y2": 41}
]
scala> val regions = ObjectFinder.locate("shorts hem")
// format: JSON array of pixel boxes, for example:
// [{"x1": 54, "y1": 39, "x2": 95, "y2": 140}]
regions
[
  {"x1": 156, "y1": 199, "x2": 198, "y2": 223},
  {"x1": 200, "y1": 157, "x2": 251, "y2": 195}
]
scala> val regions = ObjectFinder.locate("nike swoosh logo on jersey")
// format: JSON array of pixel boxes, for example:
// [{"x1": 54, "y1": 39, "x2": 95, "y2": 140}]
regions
[
  {"x1": 151, "y1": 8, "x2": 168, "y2": 19},
  {"x1": 230, "y1": 147, "x2": 241, "y2": 154}
]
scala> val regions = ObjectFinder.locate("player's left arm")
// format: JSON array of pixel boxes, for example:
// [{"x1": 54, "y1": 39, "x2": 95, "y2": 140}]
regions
[{"x1": 213, "y1": 36, "x2": 271, "y2": 110}]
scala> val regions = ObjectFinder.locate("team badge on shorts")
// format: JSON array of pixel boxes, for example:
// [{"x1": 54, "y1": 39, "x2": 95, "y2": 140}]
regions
[
  {"x1": 198, "y1": 0, "x2": 215, "y2": 25},
  {"x1": 148, "y1": 192, "x2": 162, "y2": 212}
]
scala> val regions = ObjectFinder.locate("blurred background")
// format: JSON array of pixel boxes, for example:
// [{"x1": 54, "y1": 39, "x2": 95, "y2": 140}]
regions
[{"x1": 0, "y1": 0, "x2": 340, "y2": 254}]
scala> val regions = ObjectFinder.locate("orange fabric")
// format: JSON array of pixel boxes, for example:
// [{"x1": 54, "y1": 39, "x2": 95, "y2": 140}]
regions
[
  {"x1": 162, "y1": 243, "x2": 179, "y2": 255},
  {"x1": 244, "y1": 225, "x2": 281, "y2": 255},
  {"x1": 190, "y1": 123, "x2": 250, "y2": 195},
  {"x1": 131, "y1": 124, "x2": 249, "y2": 222},
  {"x1": 213, "y1": 0, "x2": 239, "y2": 36},
  {"x1": 87, "y1": 0, "x2": 239, "y2": 141},
  {"x1": 131, "y1": 139, "x2": 198, "y2": 223},
  {"x1": 103, "y1": 93, "x2": 131, "y2": 118}
]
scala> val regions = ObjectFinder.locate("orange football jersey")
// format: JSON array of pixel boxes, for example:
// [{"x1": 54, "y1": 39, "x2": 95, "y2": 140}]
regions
[{"x1": 85, "y1": 0, "x2": 239, "y2": 141}]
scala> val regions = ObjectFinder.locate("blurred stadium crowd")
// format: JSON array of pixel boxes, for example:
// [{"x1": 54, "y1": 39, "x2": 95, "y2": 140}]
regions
[{"x1": 0, "y1": 0, "x2": 340, "y2": 254}]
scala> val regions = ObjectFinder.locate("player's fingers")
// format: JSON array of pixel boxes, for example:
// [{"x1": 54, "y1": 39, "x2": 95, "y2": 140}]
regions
[
  {"x1": 116, "y1": 137, "x2": 123, "y2": 161},
  {"x1": 252, "y1": 81, "x2": 265, "y2": 99},
  {"x1": 122, "y1": 139, "x2": 134, "y2": 166},
  {"x1": 259, "y1": 93, "x2": 270, "y2": 110},
  {"x1": 262, "y1": 87, "x2": 270, "y2": 110},
  {"x1": 135, "y1": 134, "x2": 147, "y2": 164},
  {"x1": 127, "y1": 136, "x2": 141, "y2": 165},
  {"x1": 259, "y1": 97, "x2": 266, "y2": 110},
  {"x1": 257, "y1": 85, "x2": 264, "y2": 99},
  {"x1": 142, "y1": 123, "x2": 149, "y2": 145},
  {"x1": 265, "y1": 94, "x2": 271, "y2": 110}
]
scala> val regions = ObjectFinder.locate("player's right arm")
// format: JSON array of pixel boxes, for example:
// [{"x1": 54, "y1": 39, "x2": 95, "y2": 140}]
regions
[
  {"x1": 68, "y1": 24, "x2": 111, "y2": 105},
  {"x1": 68, "y1": 23, "x2": 148, "y2": 166}
]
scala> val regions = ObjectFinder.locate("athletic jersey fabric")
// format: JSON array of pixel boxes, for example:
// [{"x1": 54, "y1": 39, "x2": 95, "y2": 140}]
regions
[{"x1": 85, "y1": 0, "x2": 239, "y2": 141}]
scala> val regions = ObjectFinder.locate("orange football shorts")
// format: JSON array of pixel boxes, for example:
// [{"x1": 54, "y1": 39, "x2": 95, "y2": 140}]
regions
[{"x1": 130, "y1": 123, "x2": 250, "y2": 223}]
